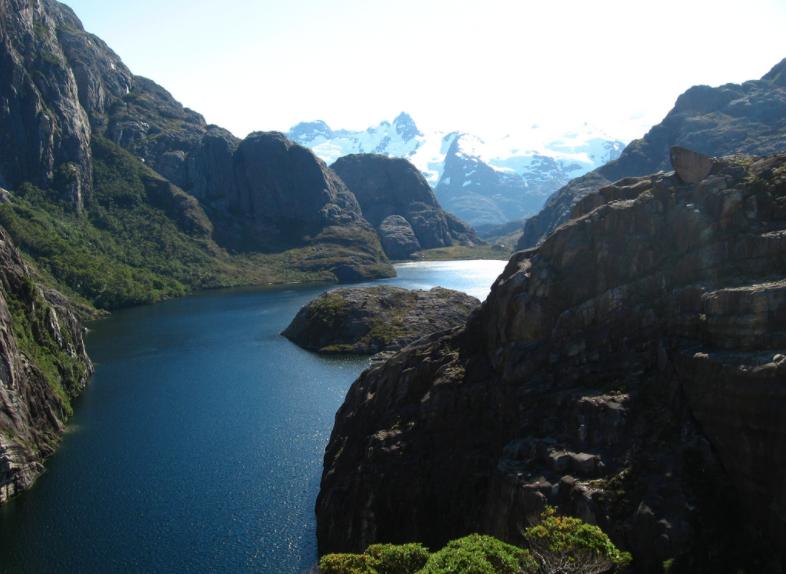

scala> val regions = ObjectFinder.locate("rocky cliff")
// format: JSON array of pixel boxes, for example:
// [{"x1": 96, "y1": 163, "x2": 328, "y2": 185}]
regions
[
  {"x1": 518, "y1": 57, "x2": 786, "y2": 251},
  {"x1": 282, "y1": 285, "x2": 479, "y2": 358},
  {"x1": 317, "y1": 151, "x2": 786, "y2": 571},
  {"x1": 0, "y1": 225, "x2": 93, "y2": 503},
  {"x1": 0, "y1": 0, "x2": 393, "y2": 284},
  {"x1": 331, "y1": 154, "x2": 482, "y2": 259}
]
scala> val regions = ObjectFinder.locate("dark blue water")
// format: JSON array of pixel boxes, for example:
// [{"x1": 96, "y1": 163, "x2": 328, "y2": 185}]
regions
[{"x1": 0, "y1": 260, "x2": 504, "y2": 574}]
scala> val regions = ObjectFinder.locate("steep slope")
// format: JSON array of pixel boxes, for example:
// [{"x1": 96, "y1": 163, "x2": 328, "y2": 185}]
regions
[
  {"x1": 518, "y1": 57, "x2": 786, "y2": 250},
  {"x1": 0, "y1": 225, "x2": 93, "y2": 502},
  {"x1": 331, "y1": 154, "x2": 482, "y2": 259},
  {"x1": 289, "y1": 117, "x2": 625, "y2": 227},
  {"x1": 317, "y1": 151, "x2": 786, "y2": 571},
  {"x1": 0, "y1": 0, "x2": 393, "y2": 311}
]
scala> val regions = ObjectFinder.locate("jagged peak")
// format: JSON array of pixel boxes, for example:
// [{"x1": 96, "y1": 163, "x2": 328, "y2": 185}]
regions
[{"x1": 392, "y1": 112, "x2": 423, "y2": 140}]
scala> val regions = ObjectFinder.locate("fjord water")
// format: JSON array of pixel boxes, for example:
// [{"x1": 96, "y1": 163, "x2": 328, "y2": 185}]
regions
[{"x1": 0, "y1": 260, "x2": 505, "y2": 574}]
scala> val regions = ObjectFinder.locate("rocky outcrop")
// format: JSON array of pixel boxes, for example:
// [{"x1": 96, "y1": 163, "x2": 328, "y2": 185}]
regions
[
  {"x1": 282, "y1": 286, "x2": 479, "y2": 358},
  {"x1": 317, "y1": 151, "x2": 786, "y2": 570},
  {"x1": 377, "y1": 216, "x2": 421, "y2": 259},
  {"x1": 331, "y1": 154, "x2": 483, "y2": 258},
  {"x1": 518, "y1": 57, "x2": 786, "y2": 250},
  {"x1": 0, "y1": 225, "x2": 93, "y2": 503},
  {"x1": 516, "y1": 172, "x2": 612, "y2": 250},
  {"x1": 0, "y1": 0, "x2": 93, "y2": 209},
  {"x1": 0, "y1": 0, "x2": 393, "y2": 282}
]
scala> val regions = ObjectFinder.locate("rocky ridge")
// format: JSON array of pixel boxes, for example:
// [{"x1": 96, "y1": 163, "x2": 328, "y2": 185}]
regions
[
  {"x1": 282, "y1": 285, "x2": 480, "y2": 359},
  {"x1": 0, "y1": 225, "x2": 93, "y2": 503},
  {"x1": 518, "y1": 57, "x2": 786, "y2": 251},
  {"x1": 331, "y1": 154, "x2": 482, "y2": 259},
  {"x1": 0, "y1": 0, "x2": 392, "y2": 282},
  {"x1": 316, "y1": 150, "x2": 786, "y2": 570}
]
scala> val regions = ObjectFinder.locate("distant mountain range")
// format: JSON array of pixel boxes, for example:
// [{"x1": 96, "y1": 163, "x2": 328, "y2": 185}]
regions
[{"x1": 288, "y1": 114, "x2": 626, "y2": 226}]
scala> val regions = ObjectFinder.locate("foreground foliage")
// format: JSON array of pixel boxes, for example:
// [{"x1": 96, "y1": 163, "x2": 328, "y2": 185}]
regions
[{"x1": 318, "y1": 511, "x2": 629, "y2": 574}]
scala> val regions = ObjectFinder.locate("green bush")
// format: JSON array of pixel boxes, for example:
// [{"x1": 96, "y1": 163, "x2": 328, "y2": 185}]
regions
[
  {"x1": 366, "y1": 543, "x2": 430, "y2": 574},
  {"x1": 319, "y1": 552, "x2": 376, "y2": 574},
  {"x1": 420, "y1": 534, "x2": 536, "y2": 574},
  {"x1": 524, "y1": 507, "x2": 631, "y2": 574}
]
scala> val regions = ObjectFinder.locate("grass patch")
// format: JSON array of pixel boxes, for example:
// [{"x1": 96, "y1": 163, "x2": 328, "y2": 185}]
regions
[{"x1": 411, "y1": 244, "x2": 513, "y2": 261}]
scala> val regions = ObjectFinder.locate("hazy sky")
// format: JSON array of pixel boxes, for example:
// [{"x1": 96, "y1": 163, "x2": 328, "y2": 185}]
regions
[{"x1": 61, "y1": 0, "x2": 786, "y2": 143}]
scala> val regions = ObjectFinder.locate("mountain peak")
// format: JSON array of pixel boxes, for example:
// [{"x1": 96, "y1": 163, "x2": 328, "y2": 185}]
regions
[
  {"x1": 287, "y1": 120, "x2": 333, "y2": 145},
  {"x1": 393, "y1": 112, "x2": 423, "y2": 140}
]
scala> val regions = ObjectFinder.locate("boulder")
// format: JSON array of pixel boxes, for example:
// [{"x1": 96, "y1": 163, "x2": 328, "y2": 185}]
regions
[
  {"x1": 378, "y1": 216, "x2": 421, "y2": 260},
  {"x1": 670, "y1": 146, "x2": 711, "y2": 184}
]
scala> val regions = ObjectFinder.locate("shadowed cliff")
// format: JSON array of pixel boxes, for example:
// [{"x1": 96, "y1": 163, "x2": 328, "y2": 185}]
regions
[{"x1": 317, "y1": 150, "x2": 786, "y2": 571}]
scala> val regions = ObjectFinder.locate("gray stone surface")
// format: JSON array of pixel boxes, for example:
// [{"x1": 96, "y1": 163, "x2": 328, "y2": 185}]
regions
[
  {"x1": 378, "y1": 216, "x2": 421, "y2": 260},
  {"x1": 670, "y1": 146, "x2": 711, "y2": 184},
  {"x1": 282, "y1": 285, "x2": 480, "y2": 356}
]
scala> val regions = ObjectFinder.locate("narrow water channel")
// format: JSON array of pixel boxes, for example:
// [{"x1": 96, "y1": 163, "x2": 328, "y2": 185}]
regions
[{"x1": 0, "y1": 260, "x2": 505, "y2": 574}]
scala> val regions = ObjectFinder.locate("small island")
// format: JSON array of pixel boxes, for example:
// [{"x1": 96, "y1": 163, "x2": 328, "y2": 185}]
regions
[{"x1": 282, "y1": 285, "x2": 480, "y2": 359}]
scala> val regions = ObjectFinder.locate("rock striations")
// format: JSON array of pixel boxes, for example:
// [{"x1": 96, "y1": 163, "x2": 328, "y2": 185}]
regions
[
  {"x1": 282, "y1": 285, "x2": 480, "y2": 359},
  {"x1": 519, "y1": 58, "x2": 786, "y2": 251},
  {"x1": 331, "y1": 154, "x2": 482, "y2": 259},
  {"x1": 0, "y1": 225, "x2": 92, "y2": 503},
  {"x1": 317, "y1": 150, "x2": 786, "y2": 569}
]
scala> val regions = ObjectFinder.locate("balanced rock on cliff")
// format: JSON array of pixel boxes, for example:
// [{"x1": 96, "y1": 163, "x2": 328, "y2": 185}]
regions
[
  {"x1": 518, "y1": 57, "x2": 786, "y2": 250},
  {"x1": 317, "y1": 151, "x2": 786, "y2": 569},
  {"x1": 282, "y1": 285, "x2": 480, "y2": 358}
]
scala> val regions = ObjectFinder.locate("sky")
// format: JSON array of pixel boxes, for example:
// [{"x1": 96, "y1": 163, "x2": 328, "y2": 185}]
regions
[{"x1": 61, "y1": 0, "x2": 786, "y2": 144}]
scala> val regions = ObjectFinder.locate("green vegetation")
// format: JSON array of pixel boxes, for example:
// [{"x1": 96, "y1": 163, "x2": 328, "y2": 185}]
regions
[
  {"x1": 359, "y1": 318, "x2": 406, "y2": 349},
  {"x1": 319, "y1": 513, "x2": 629, "y2": 574},
  {"x1": 6, "y1": 275, "x2": 90, "y2": 418},
  {"x1": 1, "y1": 137, "x2": 391, "y2": 317},
  {"x1": 524, "y1": 507, "x2": 630, "y2": 574},
  {"x1": 410, "y1": 243, "x2": 513, "y2": 262}
]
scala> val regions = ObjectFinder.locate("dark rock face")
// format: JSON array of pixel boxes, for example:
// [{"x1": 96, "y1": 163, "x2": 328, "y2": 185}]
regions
[
  {"x1": 518, "y1": 58, "x2": 786, "y2": 250},
  {"x1": 378, "y1": 216, "x2": 421, "y2": 259},
  {"x1": 670, "y1": 146, "x2": 711, "y2": 184},
  {"x1": 317, "y1": 152, "x2": 786, "y2": 568},
  {"x1": 0, "y1": 225, "x2": 93, "y2": 502},
  {"x1": 282, "y1": 285, "x2": 480, "y2": 358},
  {"x1": 516, "y1": 172, "x2": 612, "y2": 250},
  {"x1": 331, "y1": 154, "x2": 483, "y2": 257},
  {"x1": 0, "y1": 0, "x2": 92, "y2": 208},
  {"x1": 0, "y1": 0, "x2": 392, "y2": 280}
]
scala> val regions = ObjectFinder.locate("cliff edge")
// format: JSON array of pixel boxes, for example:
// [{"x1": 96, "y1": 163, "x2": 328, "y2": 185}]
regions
[
  {"x1": 317, "y1": 150, "x2": 786, "y2": 570},
  {"x1": 0, "y1": 225, "x2": 93, "y2": 502}
]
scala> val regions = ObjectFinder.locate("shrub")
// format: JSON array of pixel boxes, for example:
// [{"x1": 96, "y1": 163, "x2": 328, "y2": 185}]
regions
[
  {"x1": 419, "y1": 534, "x2": 536, "y2": 574},
  {"x1": 523, "y1": 507, "x2": 631, "y2": 574},
  {"x1": 319, "y1": 553, "x2": 376, "y2": 574},
  {"x1": 366, "y1": 543, "x2": 430, "y2": 574}
]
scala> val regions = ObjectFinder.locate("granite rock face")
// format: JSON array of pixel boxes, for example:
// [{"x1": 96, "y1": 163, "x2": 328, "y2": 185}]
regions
[
  {"x1": 0, "y1": 0, "x2": 393, "y2": 281},
  {"x1": 317, "y1": 152, "x2": 786, "y2": 568},
  {"x1": 0, "y1": 0, "x2": 93, "y2": 209},
  {"x1": 282, "y1": 285, "x2": 480, "y2": 358},
  {"x1": 331, "y1": 154, "x2": 483, "y2": 258},
  {"x1": 0, "y1": 225, "x2": 93, "y2": 503},
  {"x1": 377, "y1": 216, "x2": 421, "y2": 259},
  {"x1": 518, "y1": 57, "x2": 786, "y2": 250}
]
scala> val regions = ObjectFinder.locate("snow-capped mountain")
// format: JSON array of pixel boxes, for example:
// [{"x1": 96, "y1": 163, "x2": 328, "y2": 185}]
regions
[{"x1": 288, "y1": 114, "x2": 625, "y2": 226}]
